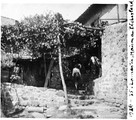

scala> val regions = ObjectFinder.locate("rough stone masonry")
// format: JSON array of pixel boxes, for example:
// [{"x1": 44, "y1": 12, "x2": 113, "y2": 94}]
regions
[
  {"x1": 1, "y1": 83, "x2": 65, "y2": 116},
  {"x1": 93, "y1": 22, "x2": 127, "y2": 107}
]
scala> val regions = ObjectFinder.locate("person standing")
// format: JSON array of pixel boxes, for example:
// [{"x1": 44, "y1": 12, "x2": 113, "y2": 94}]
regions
[
  {"x1": 72, "y1": 64, "x2": 82, "y2": 90},
  {"x1": 90, "y1": 56, "x2": 101, "y2": 78}
]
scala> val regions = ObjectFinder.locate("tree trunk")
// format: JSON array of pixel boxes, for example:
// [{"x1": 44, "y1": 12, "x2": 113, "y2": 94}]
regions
[
  {"x1": 58, "y1": 35, "x2": 68, "y2": 104},
  {"x1": 20, "y1": 67, "x2": 24, "y2": 84},
  {"x1": 43, "y1": 54, "x2": 47, "y2": 84},
  {"x1": 44, "y1": 59, "x2": 54, "y2": 87}
]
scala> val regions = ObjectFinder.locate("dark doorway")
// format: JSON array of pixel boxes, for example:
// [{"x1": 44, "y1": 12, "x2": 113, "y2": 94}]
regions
[{"x1": 63, "y1": 36, "x2": 102, "y2": 94}]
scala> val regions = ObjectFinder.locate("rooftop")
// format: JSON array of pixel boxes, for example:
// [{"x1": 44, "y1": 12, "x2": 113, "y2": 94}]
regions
[{"x1": 75, "y1": 4, "x2": 116, "y2": 24}]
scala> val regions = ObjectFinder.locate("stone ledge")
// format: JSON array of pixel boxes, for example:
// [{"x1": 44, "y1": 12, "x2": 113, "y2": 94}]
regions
[{"x1": 1, "y1": 83, "x2": 65, "y2": 116}]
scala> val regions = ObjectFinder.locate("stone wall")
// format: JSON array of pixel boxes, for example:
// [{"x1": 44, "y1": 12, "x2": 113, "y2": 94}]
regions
[
  {"x1": 1, "y1": 83, "x2": 65, "y2": 116},
  {"x1": 93, "y1": 22, "x2": 127, "y2": 105}
]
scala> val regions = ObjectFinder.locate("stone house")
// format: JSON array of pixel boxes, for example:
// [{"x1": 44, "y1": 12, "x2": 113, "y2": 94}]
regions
[
  {"x1": 76, "y1": 4, "x2": 127, "y2": 105},
  {"x1": 1, "y1": 16, "x2": 18, "y2": 82},
  {"x1": 1, "y1": 16, "x2": 18, "y2": 26},
  {"x1": 1, "y1": 16, "x2": 46, "y2": 87},
  {"x1": 76, "y1": 4, "x2": 127, "y2": 26}
]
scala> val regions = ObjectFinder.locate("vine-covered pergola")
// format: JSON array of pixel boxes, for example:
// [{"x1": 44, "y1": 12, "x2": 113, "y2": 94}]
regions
[{"x1": 1, "y1": 12, "x2": 104, "y2": 105}]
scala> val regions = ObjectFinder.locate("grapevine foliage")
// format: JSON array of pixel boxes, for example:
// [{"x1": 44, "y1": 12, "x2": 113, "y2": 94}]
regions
[{"x1": 1, "y1": 12, "x2": 103, "y2": 58}]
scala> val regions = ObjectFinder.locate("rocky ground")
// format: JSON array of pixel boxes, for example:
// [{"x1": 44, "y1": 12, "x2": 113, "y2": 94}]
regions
[{"x1": 1, "y1": 83, "x2": 127, "y2": 118}]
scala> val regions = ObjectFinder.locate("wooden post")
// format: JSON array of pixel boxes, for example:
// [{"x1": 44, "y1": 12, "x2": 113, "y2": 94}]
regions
[
  {"x1": 117, "y1": 5, "x2": 120, "y2": 22},
  {"x1": 43, "y1": 54, "x2": 47, "y2": 83},
  {"x1": 44, "y1": 58, "x2": 54, "y2": 87},
  {"x1": 8, "y1": 67, "x2": 10, "y2": 82},
  {"x1": 58, "y1": 34, "x2": 68, "y2": 104},
  {"x1": 20, "y1": 66, "x2": 24, "y2": 83}
]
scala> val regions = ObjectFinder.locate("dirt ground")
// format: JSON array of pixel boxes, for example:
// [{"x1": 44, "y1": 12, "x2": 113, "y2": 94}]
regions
[{"x1": 1, "y1": 83, "x2": 127, "y2": 119}]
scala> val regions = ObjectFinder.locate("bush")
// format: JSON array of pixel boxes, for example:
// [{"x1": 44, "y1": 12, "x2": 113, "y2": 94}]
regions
[{"x1": 1, "y1": 53, "x2": 15, "y2": 68}]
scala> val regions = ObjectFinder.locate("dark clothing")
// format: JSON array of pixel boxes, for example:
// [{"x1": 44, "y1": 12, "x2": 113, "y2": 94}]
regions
[{"x1": 73, "y1": 72, "x2": 81, "y2": 83}]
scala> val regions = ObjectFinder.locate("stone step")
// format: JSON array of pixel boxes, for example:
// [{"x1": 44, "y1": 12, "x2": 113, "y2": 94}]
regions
[{"x1": 68, "y1": 94, "x2": 95, "y2": 100}]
